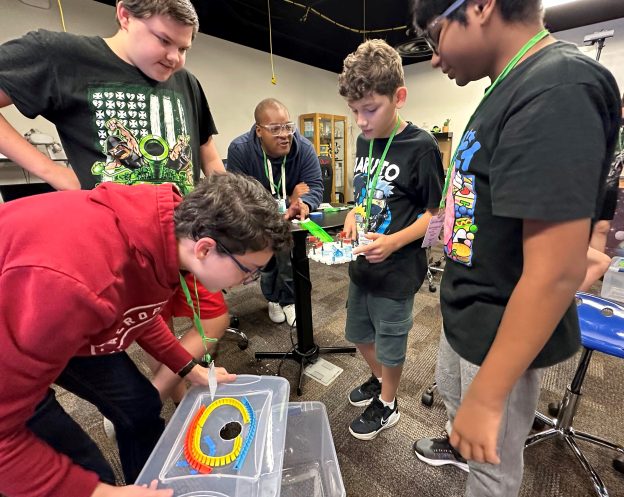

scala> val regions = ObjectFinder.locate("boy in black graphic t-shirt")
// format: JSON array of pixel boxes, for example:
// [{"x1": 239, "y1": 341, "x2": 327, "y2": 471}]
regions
[
  {"x1": 338, "y1": 39, "x2": 444, "y2": 441},
  {"x1": 411, "y1": 1, "x2": 621, "y2": 496}
]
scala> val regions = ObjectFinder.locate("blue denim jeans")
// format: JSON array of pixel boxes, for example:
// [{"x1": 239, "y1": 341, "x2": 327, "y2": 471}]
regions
[
  {"x1": 260, "y1": 250, "x2": 295, "y2": 306},
  {"x1": 27, "y1": 353, "x2": 164, "y2": 485}
]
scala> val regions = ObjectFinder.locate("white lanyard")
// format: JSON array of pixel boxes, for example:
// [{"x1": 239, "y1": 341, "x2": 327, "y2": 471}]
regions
[{"x1": 265, "y1": 156, "x2": 287, "y2": 200}]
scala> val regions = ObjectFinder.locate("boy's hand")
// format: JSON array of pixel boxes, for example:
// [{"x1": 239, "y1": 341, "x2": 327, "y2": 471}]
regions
[
  {"x1": 285, "y1": 198, "x2": 309, "y2": 221},
  {"x1": 92, "y1": 480, "x2": 173, "y2": 496},
  {"x1": 343, "y1": 210, "x2": 358, "y2": 240},
  {"x1": 352, "y1": 233, "x2": 397, "y2": 263},
  {"x1": 449, "y1": 391, "x2": 503, "y2": 465},
  {"x1": 186, "y1": 365, "x2": 237, "y2": 386}
]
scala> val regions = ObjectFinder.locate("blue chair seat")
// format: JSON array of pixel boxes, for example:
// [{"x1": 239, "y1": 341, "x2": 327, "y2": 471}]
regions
[{"x1": 576, "y1": 292, "x2": 624, "y2": 359}]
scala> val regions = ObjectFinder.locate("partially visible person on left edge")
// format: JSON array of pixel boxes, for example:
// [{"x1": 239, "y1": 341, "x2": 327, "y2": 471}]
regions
[
  {"x1": 579, "y1": 93, "x2": 624, "y2": 292},
  {"x1": 0, "y1": 173, "x2": 292, "y2": 497},
  {"x1": 226, "y1": 98, "x2": 323, "y2": 327}
]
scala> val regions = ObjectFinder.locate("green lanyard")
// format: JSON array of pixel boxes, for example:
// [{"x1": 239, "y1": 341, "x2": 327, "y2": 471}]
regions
[
  {"x1": 179, "y1": 273, "x2": 217, "y2": 364},
  {"x1": 365, "y1": 115, "x2": 402, "y2": 222},
  {"x1": 262, "y1": 150, "x2": 287, "y2": 199},
  {"x1": 440, "y1": 29, "x2": 550, "y2": 207}
]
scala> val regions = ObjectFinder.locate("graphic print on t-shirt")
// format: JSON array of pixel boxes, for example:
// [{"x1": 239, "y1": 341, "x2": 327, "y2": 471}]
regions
[
  {"x1": 88, "y1": 85, "x2": 194, "y2": 194},
  {"x1": 444, "y1": 129, "x2": 482, "y2": 266},
  {"x1": 353, "y1": 155, "x2": 399, "y2": 233}
]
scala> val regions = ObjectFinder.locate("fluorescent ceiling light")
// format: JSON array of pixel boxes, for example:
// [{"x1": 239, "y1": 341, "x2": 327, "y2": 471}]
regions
[{"x1": 542, "y1": 0, "x2": 579, "y2": 8}]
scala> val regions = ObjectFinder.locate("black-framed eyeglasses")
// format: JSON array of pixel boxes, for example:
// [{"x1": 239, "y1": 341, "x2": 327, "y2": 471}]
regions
[
  {"x1": 257, "y1": 122, "x2": 296, "y2": 136},
  {"x1": 215, "y1": 240, "x2": 263, "y2": 285},
  {"x1": 422, "y1": 0, "x2": 467, "y2": 55}
]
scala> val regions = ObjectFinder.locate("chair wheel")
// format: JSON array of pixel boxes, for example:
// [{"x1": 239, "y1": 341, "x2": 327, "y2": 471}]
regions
[
  {"x1": 613, "y1": 456, "x2": 624, "y2": 474},
  {"x1": 238, "y1": 340, "x2": 249, "y2": 350},
  {"x1": 548, "y1": 402, "x2": 561, "y2": 417},
  {"x1": 532, "y1": 416, "x2": 546, "y2": 431},
  {"x1": 421, "y1": 392, "x2": 434, "y2": 407},
  {"x1": 429, "y1": 285, "x2": 437, "y2": 293},
  {"x1": 229, "y1": 316, "x2": 240, "y2": 328}
]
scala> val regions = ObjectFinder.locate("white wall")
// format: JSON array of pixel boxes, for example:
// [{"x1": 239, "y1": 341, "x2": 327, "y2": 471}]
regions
[
  {"x1": 0, "y1": 0, "x2": 351, "y2": 159},
  {"x1": 401, "y1": 17, "x2": 624, "y2": 147}
]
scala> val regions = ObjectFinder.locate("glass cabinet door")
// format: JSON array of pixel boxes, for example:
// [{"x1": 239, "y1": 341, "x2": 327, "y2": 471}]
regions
[{"x1": 333, "y1": 118, "x2": 345, "y2": 202}]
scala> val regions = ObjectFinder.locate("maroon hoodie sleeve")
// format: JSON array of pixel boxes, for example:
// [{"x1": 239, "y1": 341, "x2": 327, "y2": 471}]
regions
[
  {"x1": 135, "y1": 316, "x2": 193, "y2": 374},
  {"x1": 0, "y1": 267, "x2": 111, "y2": 497}
]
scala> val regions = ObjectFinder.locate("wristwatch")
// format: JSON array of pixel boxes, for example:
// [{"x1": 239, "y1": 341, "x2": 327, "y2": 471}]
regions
[{"x1": 177, "y1": 358, "x2": 198, "y2": 378}]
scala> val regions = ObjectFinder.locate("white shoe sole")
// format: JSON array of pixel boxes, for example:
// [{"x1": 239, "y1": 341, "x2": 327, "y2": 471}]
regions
[
  {"x1": 269, "y1": 314, "x2": 286, "y2": 323},
  {"x1": 348, "y1": 396, "x2": 375, "y2": 407},
  {"x1": 414, "y1": 450, "x2": 469, "y2": 472},
  {"x1": 349, "y1": 411, "x2": 400, "y2": 441}
]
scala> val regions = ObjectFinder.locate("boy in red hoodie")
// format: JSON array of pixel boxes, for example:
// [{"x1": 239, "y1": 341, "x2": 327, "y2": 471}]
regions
[{"x1": 0, "y1": 173, "x2": 291, "y2": 497}]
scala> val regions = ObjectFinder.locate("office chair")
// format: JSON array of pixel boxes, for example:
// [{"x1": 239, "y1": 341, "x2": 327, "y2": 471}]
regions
[
  {"x1": 319, "y1": 156, "x2": 333, "y2": 204},
  {"x1": 224, "y1": 315, "x2": 248, "y2": 350},
  {"x1": 525, "y1": 292, "x2": 624, "y2": 497}
]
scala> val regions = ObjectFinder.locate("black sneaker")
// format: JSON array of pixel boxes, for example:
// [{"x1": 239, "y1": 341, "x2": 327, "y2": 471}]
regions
[
  {"x1": 348, "y1": 375, "x2": 382, "y2": 407},
  {"x1": 349, "y1": 397, "x2": 400, "y2": 440},
  {"x1": 413, "y1": 435, "x2": 469, "y2": 472}
]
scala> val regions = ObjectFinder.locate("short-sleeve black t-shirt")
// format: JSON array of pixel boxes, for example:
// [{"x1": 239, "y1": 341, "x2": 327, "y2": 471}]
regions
[
  {"x1": 349, "y1": 123, "x2": 444, "y2": 298},
  {"x1": 441, "y1": 41, "x2": 621, "y2": 368},
  {"x1": 0, "y1": 30, "x2": 217, "y2": 192}
]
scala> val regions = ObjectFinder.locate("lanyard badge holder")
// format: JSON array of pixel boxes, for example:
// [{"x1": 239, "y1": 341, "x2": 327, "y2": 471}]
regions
[
  {"x1": 179, "y1": 274, "x2": 219, "y2": 397},
  {"x1": 357, "y1": 116, "x2": 402, "y2": 251},
  {"x1": 264, "y1": 151, "x2": 287, "y2": 214},
  {"x1": 422, "y1": 29, "x2": 550, "y2": 248}
]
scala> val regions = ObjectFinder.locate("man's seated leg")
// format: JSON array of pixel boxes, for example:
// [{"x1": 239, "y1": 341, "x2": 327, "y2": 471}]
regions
[
  {"x1": 27, "y1": 388, "x2": 116, "y2": 484},
  {"x1": 55, "y1": 353, "x2": 164, "y2": 484}
]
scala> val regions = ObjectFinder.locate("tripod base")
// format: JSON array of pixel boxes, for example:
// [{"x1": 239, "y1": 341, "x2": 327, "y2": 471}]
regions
[{"x1": 256, "y1": 345, "x2": 356, "y2": 395}]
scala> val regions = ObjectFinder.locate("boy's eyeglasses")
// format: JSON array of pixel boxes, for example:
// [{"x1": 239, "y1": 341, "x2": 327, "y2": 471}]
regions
[
  {"x1": 215, "y1": 240, "x2": 263, "y2": 285},
  {"x1": 422, "y1": 0, "x2": 467, "y2": 55},
  {"x1": 257, "y1": 122, "x2": 296, "y2": 136}
]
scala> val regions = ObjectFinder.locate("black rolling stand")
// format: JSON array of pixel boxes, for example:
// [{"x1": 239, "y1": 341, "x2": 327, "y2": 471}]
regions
[{"x1": 255, "y1": 209, "x2": 357, "y2": 395}]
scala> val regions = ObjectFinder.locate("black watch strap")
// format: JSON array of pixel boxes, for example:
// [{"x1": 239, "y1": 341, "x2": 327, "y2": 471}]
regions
[{"x1": 177, "y1": 358, "x2": 198, "y2": 378}]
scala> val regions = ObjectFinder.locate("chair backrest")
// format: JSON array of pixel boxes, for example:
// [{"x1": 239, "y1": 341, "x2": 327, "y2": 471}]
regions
[
  {"x1": 575, "y1": 292, "x2": 624, "y2": 359},
  {"x1": 319, "y1": 156, "x2": 332, "y2": 203}
]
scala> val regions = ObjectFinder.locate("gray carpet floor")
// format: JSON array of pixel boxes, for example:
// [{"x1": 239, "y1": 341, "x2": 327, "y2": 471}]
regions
[{"x1": 53, "y1": 258, "x2": 624, "y2": 497}]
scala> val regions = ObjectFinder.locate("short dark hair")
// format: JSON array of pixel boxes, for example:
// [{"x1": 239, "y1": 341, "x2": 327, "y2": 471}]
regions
[
  {"x1": 254, "y1": 98, "x2": 289, "y2": 124},
  {"x1": 116, "y1": 0, "x2": 199, "y2": 38},
  {"x1": 338, "y1": 39, "x2": 405, "y2": 101},
  {"x1": 174, "y1": 173, "x2": 292, "y2": 254},
  {"x1": 411, "y1": 0, "x2": 543, "y2": 31}
]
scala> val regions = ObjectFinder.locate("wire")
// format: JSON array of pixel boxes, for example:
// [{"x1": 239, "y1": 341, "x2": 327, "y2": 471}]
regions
[
  {"x1": 57, "y1": 0, "x2": 67, "y2": 32},
  {"x1": 362, "y1": 0, "x2": 366, "y2": 42},
  {"x1": 281, "y1": 0, "x2": 406, "y2": 35},
  {"x1": 267, "y1": 0, "x2": 277, "y2": 85},
  {"x1": 18, "y1": 0, "x2": 50, "y2": 9}
]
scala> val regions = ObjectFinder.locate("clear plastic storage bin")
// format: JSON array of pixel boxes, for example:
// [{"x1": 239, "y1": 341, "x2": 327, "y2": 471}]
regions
[
  {"x1": 136, "y1": 375, "x2": 290, "y2": 497},
  {"x1": 281, "y1": 402, "x2": 345, "y2": 497},
  {"x1": 601, "y1": 257, "x2": 624, "y2": 302}
]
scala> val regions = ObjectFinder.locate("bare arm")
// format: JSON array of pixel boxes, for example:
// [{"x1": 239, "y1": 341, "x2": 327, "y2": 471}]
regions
[
  {"x1": 0, "y1": 89, "x2": 80, "y2": 190},
  {"x1": 200, "y1": 136, "x2": 225, "y2": 175},
  {"x1": 450, "y1": 217, "x2": 589, "y2": 464}
]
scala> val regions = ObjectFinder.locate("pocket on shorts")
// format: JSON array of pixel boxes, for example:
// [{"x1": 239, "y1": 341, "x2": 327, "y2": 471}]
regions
[{"x1": 377, "y1": 315, "x2": 413, "y2": 366}]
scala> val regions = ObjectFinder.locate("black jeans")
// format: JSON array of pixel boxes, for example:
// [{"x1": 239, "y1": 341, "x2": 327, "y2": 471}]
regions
[
  {"x1": 26, "y1": 353, "x2": 164, "y2": 485},
  {"x1": 260, "y1": 250, "x2": 295, "y2": 306}
]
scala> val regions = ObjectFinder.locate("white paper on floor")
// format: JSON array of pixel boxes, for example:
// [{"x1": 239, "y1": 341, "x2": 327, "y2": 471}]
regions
[{"x1": 303, "y1": 357, "x2": 343, "y2": 386}]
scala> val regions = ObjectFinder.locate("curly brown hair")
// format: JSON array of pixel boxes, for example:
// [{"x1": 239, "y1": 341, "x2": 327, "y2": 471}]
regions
[{"x1": 338, "y1": 39, "x2": 405, "y2": 101}]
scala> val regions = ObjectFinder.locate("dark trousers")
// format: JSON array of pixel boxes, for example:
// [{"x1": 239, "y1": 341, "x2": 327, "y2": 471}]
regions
[
  {"x1": 26, "y1": 353, "x2": 164, "y2": 485},
  {"x1": 260, "y1": 250, "x2": 295, "y2": 306}
]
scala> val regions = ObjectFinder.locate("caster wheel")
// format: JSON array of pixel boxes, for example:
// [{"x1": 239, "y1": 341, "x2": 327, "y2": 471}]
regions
[
  {"x1": 548, "y1": 402, "x2": 561, "y2": 417},
  {"x1": 238, "y1": 340, "x2": 249, "y2": 350},
  {"x1": 532, "y1": 416, "x2": 546, "y2": 432},
  {"x1": 229, "y1": 316, "x2": 240, "y2": 328},
  {"x1": 421, "y1": 392, "x2": 434, "y2": 407},
  {"x1": 297, "y1": 388, "x2": 302, "y2": 396},
  {"x1": 429, "y1": 285, "x2": 437, "y2": 293},
  {"x1": 613, "y1": 456, "x2": 624, "y2": 474}
]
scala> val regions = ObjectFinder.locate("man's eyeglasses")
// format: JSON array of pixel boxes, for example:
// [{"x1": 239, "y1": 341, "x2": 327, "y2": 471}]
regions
[
  {"x1": 422, "y1": 0, "x2": 467, "y2": 55},
  {"x1": 215, "y1": 240, "x2": 263, "y2": 285},
  {"x1": 257, "y1": 122, "x2": 296, "y2": 136}
]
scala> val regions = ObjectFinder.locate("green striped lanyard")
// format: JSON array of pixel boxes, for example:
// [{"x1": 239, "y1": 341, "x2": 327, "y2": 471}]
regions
[
  {"x1": 179, "y1": 273, "x2": 218, "y2": 364},
  {"x1": 439, "y1": 29, "x2": 550, "y2": 208},
  {"x1": 365, "y1": 115, "x2": 402, "y2": 225},
  {"x1": 263, "y1": 150, "x2": 287, "y2": 199}
]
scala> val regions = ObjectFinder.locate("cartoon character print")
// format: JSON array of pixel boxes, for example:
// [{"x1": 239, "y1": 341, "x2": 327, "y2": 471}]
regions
[
  {"x1": 353, "y1": 173, "x2": 394, "y2": 233},
  {"x1": 443, "y1": 129, "x2": 481, "y2": 266},
  {"x1": 89, "y1": 88, "x2": 194, "y2": 194}
]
